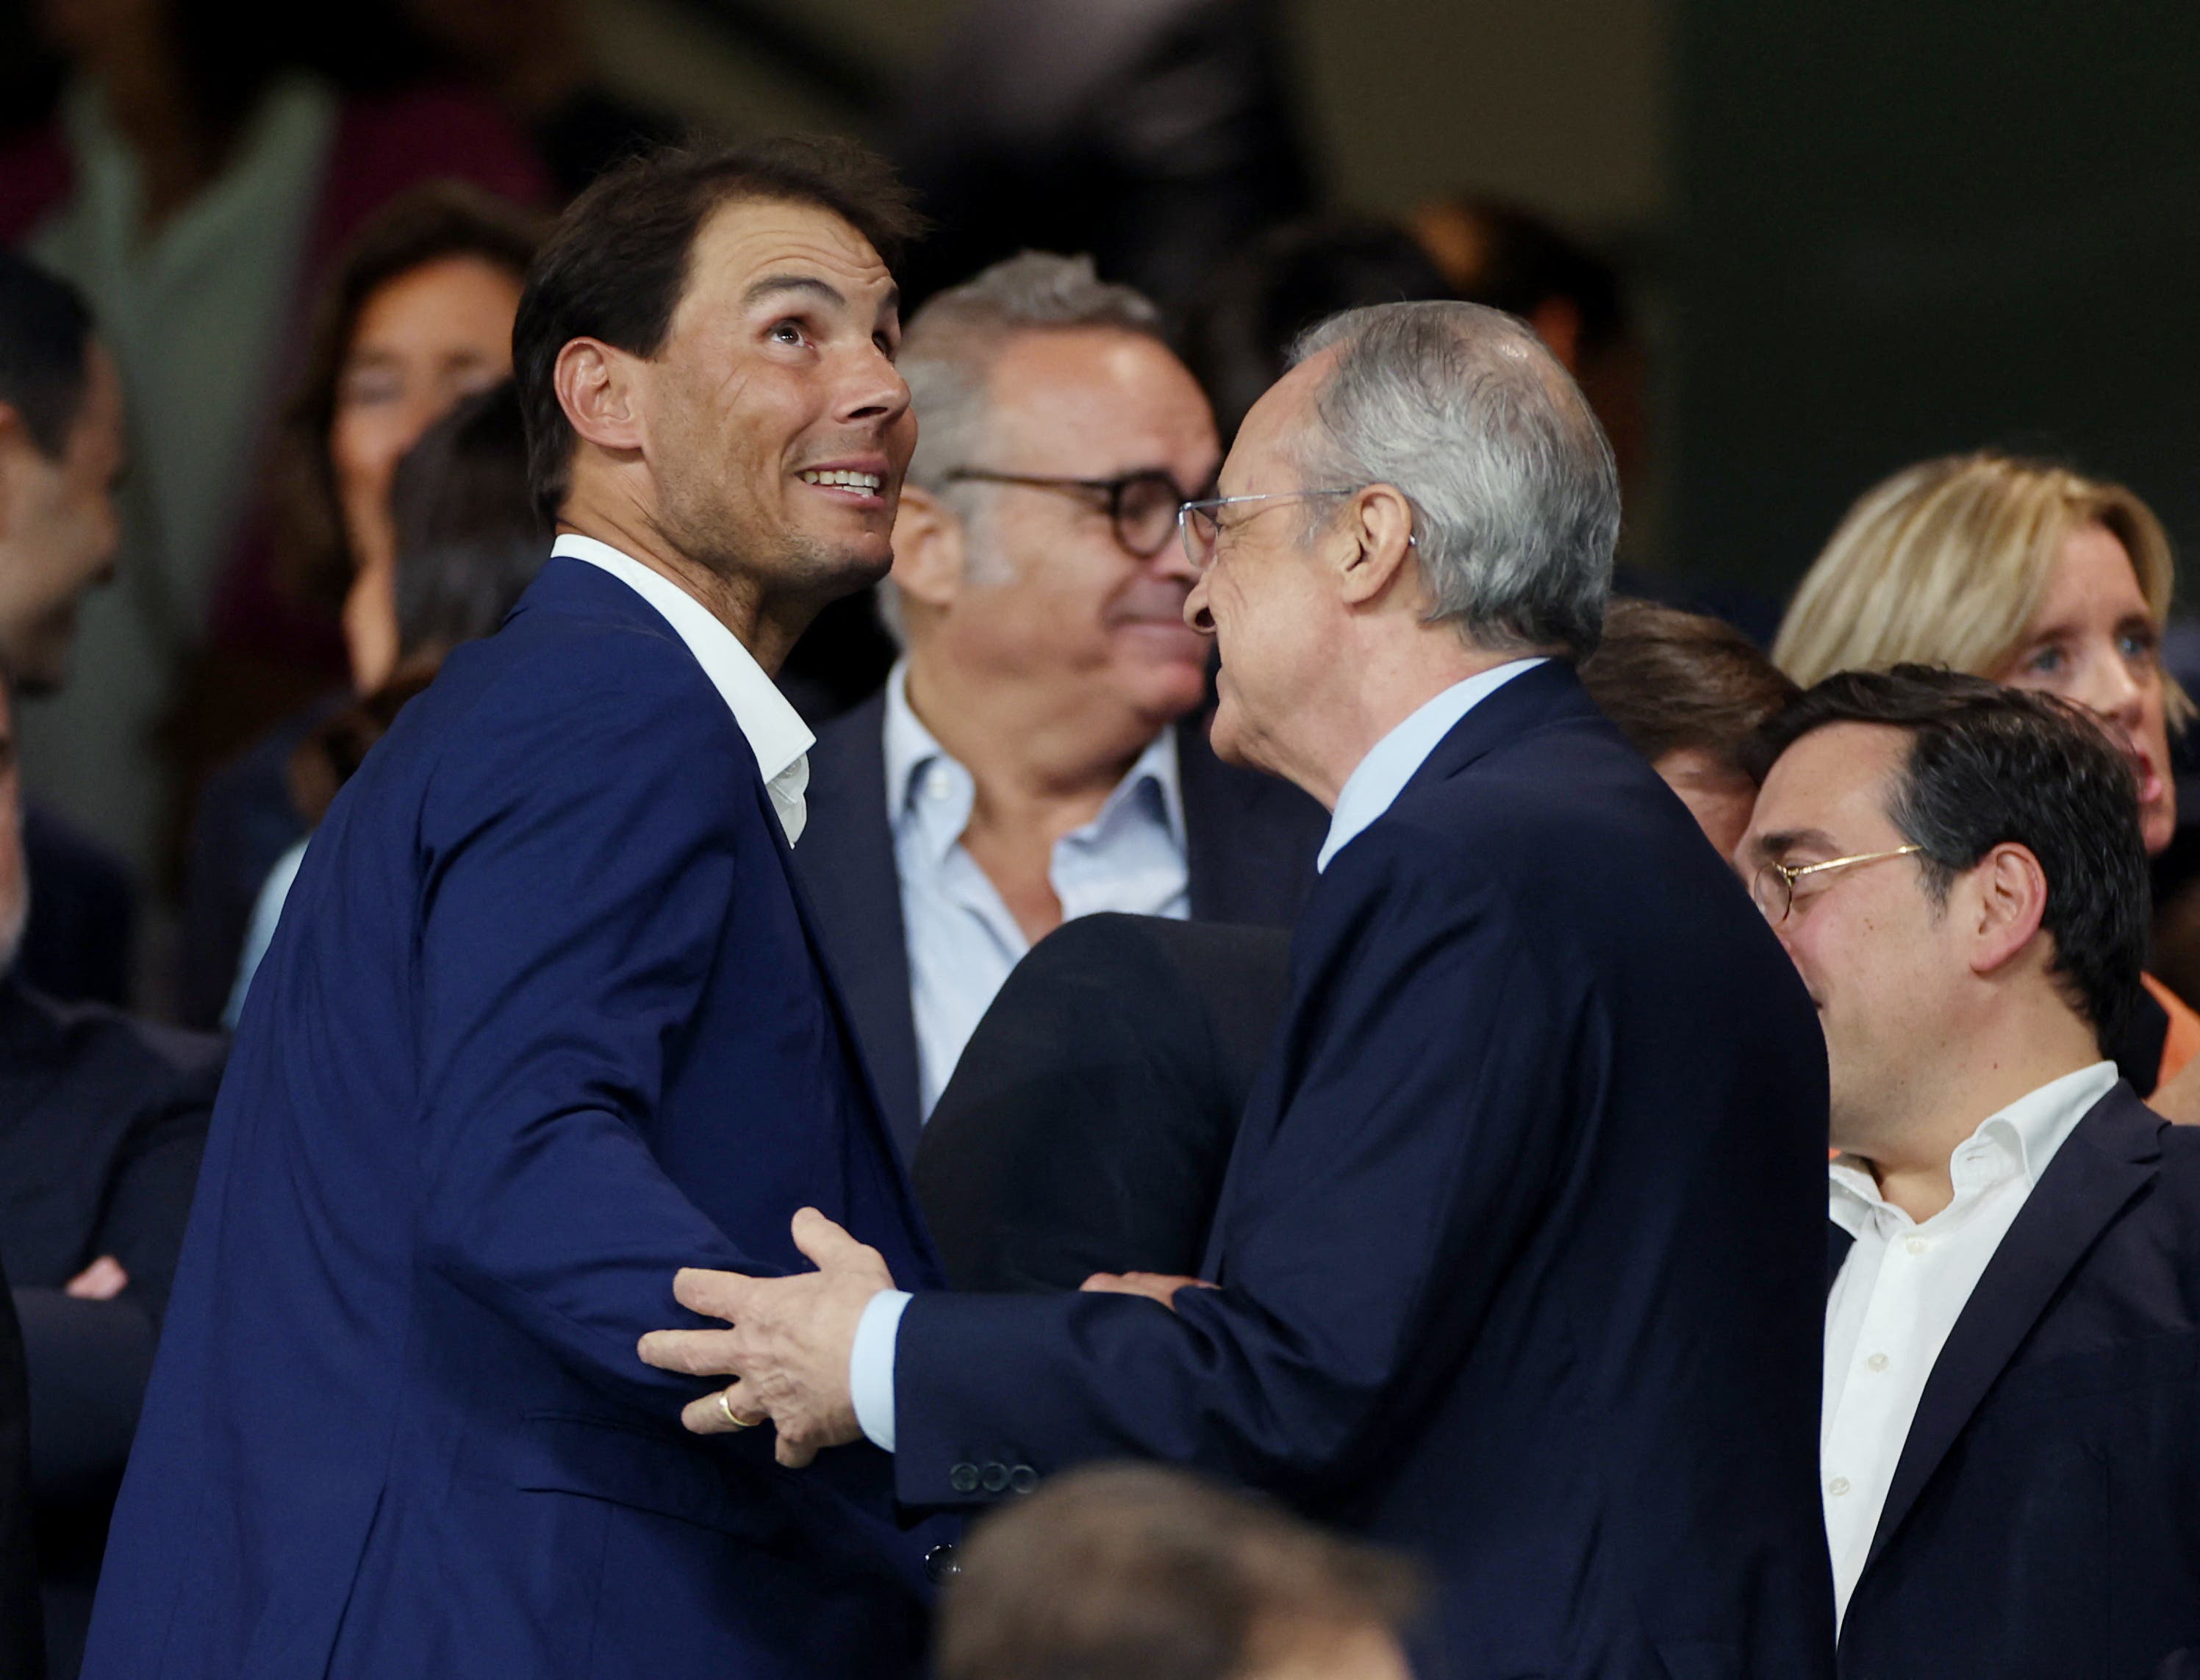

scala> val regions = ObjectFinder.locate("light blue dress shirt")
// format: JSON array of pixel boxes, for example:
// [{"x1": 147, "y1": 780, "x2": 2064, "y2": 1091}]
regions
[
  {"x1": 884, "y1": 661, "x2": 1191, "y2": 1119},
  {"x1": 847, "y1": 656, "x2": 1548, "y2": 1452}
]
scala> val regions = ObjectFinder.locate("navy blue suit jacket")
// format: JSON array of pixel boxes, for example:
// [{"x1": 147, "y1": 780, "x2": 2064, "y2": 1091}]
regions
[
  {"x1": 888, "y1": 662, "x2": 1838, "y2": 1678},
  {"x1": 795, "y1": 688, "x2": 1327, "y2": 1160},
  {"x1": 82, "y1": 558, "x2": 950, "y2": 1680},
  {"x1": 1835, "y1": 1083, "x2": 2200, "y2": 1679}
]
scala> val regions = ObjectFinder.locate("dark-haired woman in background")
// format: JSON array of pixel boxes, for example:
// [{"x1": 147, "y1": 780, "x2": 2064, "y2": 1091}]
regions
[
  {"x1": 1, "y1": 1, "x2": 546, "y2": 901},
  {"x1": 224, "y1": 381, "x2": 545, "y2": 1024},
  {"x1": 174, "y1": 184, "x2": 545, "y2": 1027}
]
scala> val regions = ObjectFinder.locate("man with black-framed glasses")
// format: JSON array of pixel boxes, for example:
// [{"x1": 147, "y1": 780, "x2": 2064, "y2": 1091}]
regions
[
  {"x1": 1739, "y1": 667, "x2": 2200, "y2": 1677},
  {"x1": 795, "y1": 252, "x2": 1324, "y2": 1155}
]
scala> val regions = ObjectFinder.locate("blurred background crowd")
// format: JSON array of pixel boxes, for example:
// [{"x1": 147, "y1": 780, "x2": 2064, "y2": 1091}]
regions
[
  {"x1": 4, "y1": 0, "x2": 2196, "y2": 1019},
  {"x1": 2, "y1": 0, "x2": 2199, "y2": 1673}
]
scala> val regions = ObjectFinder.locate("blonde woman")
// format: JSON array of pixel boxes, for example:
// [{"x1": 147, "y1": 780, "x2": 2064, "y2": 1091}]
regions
[{"x1": 1774, "y1": 451, "x2": 2200, "y2": 1097}]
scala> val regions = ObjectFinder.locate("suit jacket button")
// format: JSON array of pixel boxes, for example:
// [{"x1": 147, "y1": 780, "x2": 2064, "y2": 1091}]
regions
[
  {"x1": 980, "y1": 1461, "x2": 1009, "y2": 1493},
  {"x1": 1008, "y1": 1465, "x2": 1039, "y2": 1494},
  {"x1": 949, "y1": 1462, "x2": 980, "y2": 1493},
  {"x1": 925, "y1": 1543, "x2": 961, "y2": 1584}
]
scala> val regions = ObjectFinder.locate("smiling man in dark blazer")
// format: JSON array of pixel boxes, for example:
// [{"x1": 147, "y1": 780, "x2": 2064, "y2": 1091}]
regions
[
  {"x1": 645, "y1": 300, "x2": 1837, "y2": 1677},
  {"x1": 84, "y1": 140, "x2": 954, "y2": 1680},
  {"x1": 795, "y1": 253, "x2": 1324, "y2": 1160},
  {"x1": 1741, "y1": 667, "x2": 2200, "y2": 1678}
]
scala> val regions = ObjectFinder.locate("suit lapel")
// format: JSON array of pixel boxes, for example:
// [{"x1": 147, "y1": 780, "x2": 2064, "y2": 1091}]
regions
[
  {"x1": 788, "y1": 697, "x2": 925, "y2": 1161},
  {"x1": 1861, "y1": 1086, "x2": 2162, "y2": 1576},
  {"x1": 750, "y1": 773, "x2": 942, "y2": 1279},
  {"x1": 1827, "y1": 1222, "x2": 1854, "y2": 1295}
]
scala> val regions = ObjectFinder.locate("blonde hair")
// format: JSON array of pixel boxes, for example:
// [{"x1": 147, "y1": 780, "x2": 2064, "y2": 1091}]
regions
[{"x1": 1773, "y1": 452, "x2": 2189, "y2": 723}]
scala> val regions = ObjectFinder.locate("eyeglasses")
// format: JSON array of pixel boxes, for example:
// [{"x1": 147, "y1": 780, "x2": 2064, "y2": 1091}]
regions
[
  {"x1": 945, "y1": 468, "x2": 1197, "y2": 559},
  {"x1": 1177, "y1": 489, "x2": 1409, "y2": 570},
  {"x1": 1750, "y1": 844, "x2": 1924, "y2": 925}
]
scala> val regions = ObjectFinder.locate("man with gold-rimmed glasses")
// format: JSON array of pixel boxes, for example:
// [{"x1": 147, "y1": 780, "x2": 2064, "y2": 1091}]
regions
[
  {"x1": 644, "y1": 298, "x2": 1838, "y2": 1677},
  {"x1": 1738, "y1": 664, "x2": 2200, "y2": 1675}
]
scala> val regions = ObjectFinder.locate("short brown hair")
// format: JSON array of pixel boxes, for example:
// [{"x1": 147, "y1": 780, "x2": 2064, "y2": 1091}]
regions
[
  {"x1": 513, "y1": 136, "x2": 922, "y2": 524},
  {"x1": 936, "y1": 1465, "x2": 1423, "y2": 1680},
  {"x1": 274, "y1": 182, "x2": 548, "y2": 610},
  {"x1": 1580, "y1": 597, "x2": 1798, "y2": 779}
]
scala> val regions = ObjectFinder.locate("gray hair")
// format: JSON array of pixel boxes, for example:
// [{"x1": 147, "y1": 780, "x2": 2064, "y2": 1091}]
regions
[
  {"x1": 1287, "y1": 300, "x2": 1618, "y2": 657},
  {"x1": 880, "y1": 252, "x2": 1164, "y2": 641}
]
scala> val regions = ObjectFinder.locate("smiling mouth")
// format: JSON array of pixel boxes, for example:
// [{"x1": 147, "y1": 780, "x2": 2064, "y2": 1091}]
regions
[{"x1": 797, "y1": 468, "x2": 884, "y2": 495}]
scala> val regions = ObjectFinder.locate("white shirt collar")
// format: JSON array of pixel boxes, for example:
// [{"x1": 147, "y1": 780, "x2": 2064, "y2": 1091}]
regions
[
  {"x1": 553, "y1": 533, "x2": 815, "y2": 845},
  {"x1": 1828, "y1": 1060, "x2": 2119, "y2": 1234},
  {"x1": 1317, "y1": 658, "x2": 1546, "y2": 872},
  {"x1": 881, "y1": 659, "x2": 1186, "y2": 860}
]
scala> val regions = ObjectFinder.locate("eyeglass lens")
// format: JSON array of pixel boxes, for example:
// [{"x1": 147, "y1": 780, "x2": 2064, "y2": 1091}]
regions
[{"x1": 1111, "y1": 473, "x2": 1184, "y2": 557}]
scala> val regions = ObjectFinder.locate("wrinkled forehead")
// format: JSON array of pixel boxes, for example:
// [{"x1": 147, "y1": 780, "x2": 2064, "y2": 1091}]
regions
[{"x1": 673, "y1": 197, "x2": 895, "y2": 328}]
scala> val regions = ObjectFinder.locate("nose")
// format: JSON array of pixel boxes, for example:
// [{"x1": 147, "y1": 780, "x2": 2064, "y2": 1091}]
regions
[
  {"x1": 2075, "y1": 649, "x2": 2147, "y2": 736},
  {"x1": 1151, "y1": 531, "x2": 1201, "y2": 589},
  {"x1": 836, "y1": 340, "x2": 911, "y2": 427},
  {"x1": 1183, "y1": 570, "x2": 1216, "y2": 636}
]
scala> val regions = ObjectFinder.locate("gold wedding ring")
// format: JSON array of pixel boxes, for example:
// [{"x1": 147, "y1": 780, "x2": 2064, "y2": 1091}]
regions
[{"x1": 717, "y1": 1390, "x2": 756, "y2": 1430}]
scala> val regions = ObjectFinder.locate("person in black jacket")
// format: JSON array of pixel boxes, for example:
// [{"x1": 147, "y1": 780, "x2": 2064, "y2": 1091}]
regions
[
  {"x1": 0, "y1": 671, "x2": 221, "y2": 1677},
  {"x1": 1742, "y1": 667, "x2": 2200, "y2": 1676}
]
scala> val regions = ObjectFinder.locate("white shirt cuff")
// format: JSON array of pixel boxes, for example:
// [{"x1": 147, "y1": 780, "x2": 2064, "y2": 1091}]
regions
[{"x1": 850, "y1": 1288, "x2": 911, "y2": 1452}]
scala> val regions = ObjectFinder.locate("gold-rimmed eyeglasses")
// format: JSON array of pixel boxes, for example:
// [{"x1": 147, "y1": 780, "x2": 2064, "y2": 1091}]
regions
[{"x1": 1750, "y1": 844, "x2": 1924, "y2": 925}]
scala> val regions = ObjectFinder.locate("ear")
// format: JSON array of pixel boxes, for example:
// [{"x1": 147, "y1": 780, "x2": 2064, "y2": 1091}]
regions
[
  {"x1": 1966, "y1": 841, "x2": 2052, "y2": 980},
  {"x1": 553, "y1": 338, "x2": 646, "y2": 456},
  {"x1": 887, "y1": 485, "x2": 967, "y2": 613},
  {"x1": 1333, "y1": 482, "x2": 1421, "y2": 611}
]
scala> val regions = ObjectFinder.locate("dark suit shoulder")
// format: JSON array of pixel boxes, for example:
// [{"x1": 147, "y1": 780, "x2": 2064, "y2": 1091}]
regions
[
  {"x1": 402, "y1": 598, "x2": 760, "y2": 824},
  {"x1": 0, "y1": 983, "x2": 225, "y2": 1091}
]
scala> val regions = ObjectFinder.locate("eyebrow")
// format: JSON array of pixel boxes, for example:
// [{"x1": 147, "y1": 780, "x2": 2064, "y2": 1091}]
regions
[
  {"x1": 1752, "y1": 827, "x2": 1839, "y2": 863},
  {"x1": 742, "y1": 273, "x2": 901, "y2": 323}
]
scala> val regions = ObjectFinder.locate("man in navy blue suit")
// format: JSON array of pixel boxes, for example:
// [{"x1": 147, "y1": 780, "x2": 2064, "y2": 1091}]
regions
[
  {"x1": 84, "y1": 139, "x2": 952, "y2": 1679},
  {"x1": 644, "y1": 300, "x2": 1838, "y2": 1676},
  {"x1": 1739, "y1": 668, "x2": 2200, "y2": 1678}
]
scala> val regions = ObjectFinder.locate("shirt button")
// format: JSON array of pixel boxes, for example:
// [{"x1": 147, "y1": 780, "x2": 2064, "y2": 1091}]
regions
[
  {"x1": 924, "y1": 767, "x2": 953, "y2": 800},
  {"x1": 1866, "y1": 1352, "x2": 1889, "y2": 1373},
  {"x1": 1905, "y1": 1238, "x2": 1928, "y2": 1257},
  {"x1": 1828, "y1": 1476, "x2": 1851, "y2": 1497}
]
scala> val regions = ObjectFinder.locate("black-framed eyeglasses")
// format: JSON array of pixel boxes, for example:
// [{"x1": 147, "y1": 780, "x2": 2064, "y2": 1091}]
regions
[{"x1": 944, "y1": 467, "x2": 1199, "y2": 559}]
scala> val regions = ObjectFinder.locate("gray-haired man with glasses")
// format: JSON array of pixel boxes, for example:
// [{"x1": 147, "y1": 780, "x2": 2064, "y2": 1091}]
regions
[
  {"x1": 794, "y1": 252, "x2": 1325, "y2": 1155},
  {"x1": 643, "y1": 298, "x2": 1836, "y2": 1677}
]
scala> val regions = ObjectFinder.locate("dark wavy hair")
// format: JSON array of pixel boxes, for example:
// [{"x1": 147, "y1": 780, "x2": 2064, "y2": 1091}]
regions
[
  {"x1": 513, "y1": 135, "x2": 922, "y2": 524},
  {"x1": 272, "y1": 182, "x2": 548, "y2": 611}
]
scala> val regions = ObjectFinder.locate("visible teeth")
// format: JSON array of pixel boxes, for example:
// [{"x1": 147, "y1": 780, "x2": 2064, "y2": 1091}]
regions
[{"x1": 799, "y1": 469, "x2": 882, "y2": 491}]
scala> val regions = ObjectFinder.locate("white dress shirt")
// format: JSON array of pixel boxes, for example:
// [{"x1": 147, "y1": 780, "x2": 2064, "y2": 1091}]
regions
[
  {"x1": 554, "y1": 534, "x2": 814, "y2": 845},
  {"x1": 1821, "y1": 1058, "x2": 2118, "y2": 1628},
  {"x1": 884, "y1": 661, "x2": 1190, "y2": 1118},
  {"x1": 848, "y1": 655, "x2": 1547, "y2": 1451}
]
